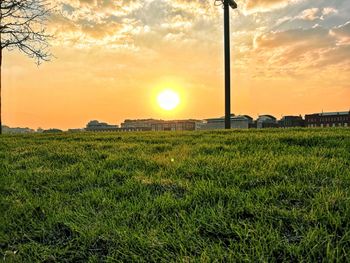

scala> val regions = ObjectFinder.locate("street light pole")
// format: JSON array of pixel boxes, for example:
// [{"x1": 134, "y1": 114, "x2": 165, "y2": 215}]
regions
[{"x1": 224, "y1": 0, "x2": 231, "y2": 129}]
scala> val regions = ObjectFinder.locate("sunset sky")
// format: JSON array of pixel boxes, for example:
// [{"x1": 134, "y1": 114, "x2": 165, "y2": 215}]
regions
[{"x1": 3, "y1": 0, "x2": 350, "y2": 130}]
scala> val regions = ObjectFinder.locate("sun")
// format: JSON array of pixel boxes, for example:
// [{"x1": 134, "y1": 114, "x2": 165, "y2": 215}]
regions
[{"x1": 157, "y1": 89, "x2": 180, "y2": 111}]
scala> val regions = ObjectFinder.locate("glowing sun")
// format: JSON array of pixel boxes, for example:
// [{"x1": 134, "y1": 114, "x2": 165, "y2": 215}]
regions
[{"x1": 157, "y1": 89, "x2": 180, "y2": 111}]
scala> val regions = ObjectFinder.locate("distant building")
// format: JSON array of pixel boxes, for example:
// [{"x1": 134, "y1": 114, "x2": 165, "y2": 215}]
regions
[
  {"x1": 2, "y1": 125, "x2": 35, "y2": 134},
  {"x1": 151, "y1": 120, "x2": 200, "y2": 131},
  {"x1": 279, "y1": 116, "x2": 305, "y2": 128},
  {"x1": 256, "y1": 115, "x2": 278, "y2": 129},
  {"x1": 121, "y1": 119, "x2": 157, "y2": 131},
  {"x1": 121, "y1": 119, "x2": 202, "y2": 131},
  {"x1": 233, "y1": 115, "x2": 254, "y2": 129},
  {"x1": 199, "y1": 117, "x2": 224, "y2": 130},
  {"x1": 43, "y1": 129, "x2": 63, "y2": 133},
  {"x1": 118, "y1": 127, "x2": 151, "y2": 132},
  {"x1": 200, "y1": 115, "x2": 253, "y2": 130},
  {"x1": 305, "y1": 111, "x2": 350, "y2": 128},
  {"x1": 86, "y1": 120, "x2": 119, "y2": 132}
]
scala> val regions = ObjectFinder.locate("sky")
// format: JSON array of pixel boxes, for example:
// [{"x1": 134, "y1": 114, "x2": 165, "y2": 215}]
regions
[{"x1": 3, "y1": 0, "x2": 350, "y2": 130}]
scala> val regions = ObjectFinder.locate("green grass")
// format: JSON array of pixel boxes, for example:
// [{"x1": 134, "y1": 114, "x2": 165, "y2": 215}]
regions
[{"x1": 1, "y1": 128, "x2": 350, "y2": 262}]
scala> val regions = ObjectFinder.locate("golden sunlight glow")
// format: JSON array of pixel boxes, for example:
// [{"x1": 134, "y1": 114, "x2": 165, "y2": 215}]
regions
[{"x1": 157, "y1": 89, "x2": 180, "y2": 111}]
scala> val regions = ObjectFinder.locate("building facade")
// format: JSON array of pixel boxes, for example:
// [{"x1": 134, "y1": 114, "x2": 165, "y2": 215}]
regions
[
  {"x1": 256, "y1": 115, "x2": 278, "y2": 129},
  {"x1": 85, "y1": 120, "x2": 119, "y2": 132},
  {"x1": 151, "y1": 120, "x2": 199, "y2": 131},
  {"x1": 121, "y1": 119, "x2": 158, "y2": 130},
  {"x1": 279, "y1": 116, "x2": 305, "y2": 128},
  {"x1": 305, "y1": 111, "x2": 350, "y2": 127},
  {"x1": 200, "y1": 115, "x2": 253, "y2": 130},
  {"x1": 233, "y1": 115, "x2": 254, "y2": 129},
  {"x1": 118, "y1": 127, "x2": 152, "y2": 132}
]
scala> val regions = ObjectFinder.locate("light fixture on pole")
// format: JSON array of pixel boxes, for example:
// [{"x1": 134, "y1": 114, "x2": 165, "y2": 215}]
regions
[{"x1": 215, "y1": 0, "x2": 237, "y2": 129}]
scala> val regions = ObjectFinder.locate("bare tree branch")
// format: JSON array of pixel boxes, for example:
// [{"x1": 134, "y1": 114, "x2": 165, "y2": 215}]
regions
[
  {"x1": 1, "y1": 0, "x2": 54, "y2": 134},
  {"x1": 1, "y1": 0, "x2": 54, "y2": 64}
]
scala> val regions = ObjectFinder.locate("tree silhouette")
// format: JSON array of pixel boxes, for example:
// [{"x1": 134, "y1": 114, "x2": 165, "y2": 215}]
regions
[{"x1": 0, "y1": 0, "x2": 53, "y2": 134}]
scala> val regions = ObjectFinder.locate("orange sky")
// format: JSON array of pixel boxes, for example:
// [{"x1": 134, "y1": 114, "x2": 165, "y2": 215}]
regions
[{"x1": 2, "y1": 0, "x2": 350, "y2": 130}]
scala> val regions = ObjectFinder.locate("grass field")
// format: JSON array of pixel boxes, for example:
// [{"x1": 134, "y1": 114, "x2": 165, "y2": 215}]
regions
[{"x1": 1, "y1": 128, "x2": 350, "y2": 262}]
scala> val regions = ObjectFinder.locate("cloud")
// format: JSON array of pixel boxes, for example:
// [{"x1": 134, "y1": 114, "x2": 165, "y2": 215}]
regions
[
  {"x1": 48, "y1": 0, "x2": 144, "y2": 48},
  {"x1": 255, "y1": 26, "x2": 333, "y2": 49},
  {"x1": 330, "y1": 21, "x2": 350, "y2": 45},
  {"x1": 322, "y1": 7, "x2": 338, "y2": 17},
  {"x1": 48, "y1": 0, "x2": 222, "y2": 50},
  {"x1": 298, "y1": 8, "x2": 320, "y2": 21},
  {"x1": 296, "y1": 7, "x2": 338, "y2": 21},
  {"x1": 244, "y1": 0, "x2": 300, "y2": 13},
  {"x1": 252, "y1": 24, "x2": 350, "y2": 78},
  {"x1": 46, "y1": 0, "x2": 350, "y2": 81},
  {"x1": 275, "y1": 6, "x2": 339, "y2": 28}
]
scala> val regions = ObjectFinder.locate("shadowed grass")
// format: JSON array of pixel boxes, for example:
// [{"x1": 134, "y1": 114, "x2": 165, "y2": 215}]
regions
[{"x1": 1, "y1": 128, "x2": 350, "y2": 262}]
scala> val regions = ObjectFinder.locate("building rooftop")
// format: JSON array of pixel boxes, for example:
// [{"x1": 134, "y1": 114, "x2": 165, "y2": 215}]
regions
[
  {"x1": 280, "y1": 115, "x2": 303, "y2": 120},
  {"x1": 86, "y1": 120, "x2": 118, "y2": 129},
  {"x1": 206, "y1": 115, "x2": 253, "y2": 122},
  {"x1": 319, "y1": 111, "x2": 350, "y2": 116},
  {"x1": 258, "y1": 115, "x2": 277, "y2": 120},
  {"x1": 306, "y1": 111, "x2": 350, "y2": 116},
  {"x1": 123, "y1": 119, "x2": 162, "y2": 122}
]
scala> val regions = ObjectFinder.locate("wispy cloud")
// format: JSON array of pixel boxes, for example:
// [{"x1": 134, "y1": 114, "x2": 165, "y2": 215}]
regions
[{"x1": 244, "y1": 0, "x2": 302, "y2": 13}]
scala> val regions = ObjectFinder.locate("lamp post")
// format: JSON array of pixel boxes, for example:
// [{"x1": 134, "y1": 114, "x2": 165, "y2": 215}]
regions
[{"x1": 217, "y1": 0, "x2": 237, "y2": 129}]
